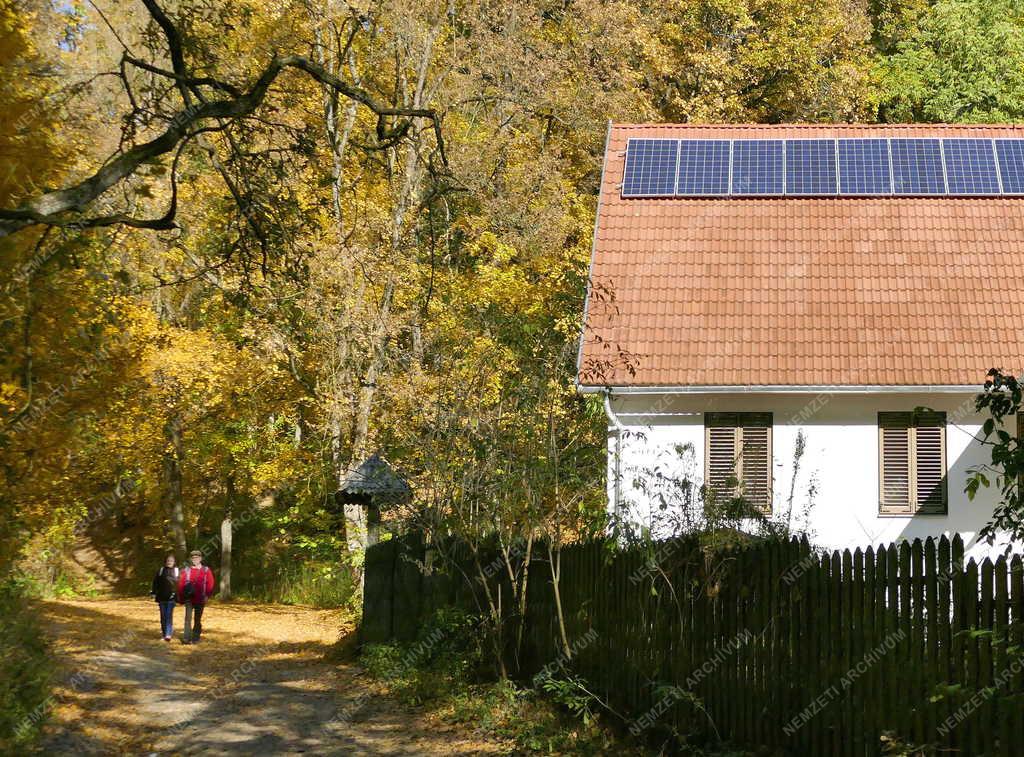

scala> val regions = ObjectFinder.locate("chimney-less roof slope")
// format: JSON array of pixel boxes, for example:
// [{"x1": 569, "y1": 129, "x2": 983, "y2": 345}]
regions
[{"x1": 578, "y1": 124, "x2": 1024, "y2": 388}]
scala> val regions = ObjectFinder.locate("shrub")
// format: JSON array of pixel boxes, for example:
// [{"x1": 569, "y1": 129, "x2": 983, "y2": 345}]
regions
[
  {"x1": 0, "y1": 583, "x2": 53, "y2": 751},
  {"x1": 361, "y1": 607, "x2": 484, "y2": 703},
  {"x1": 361, "y1": 608, "x2": 644, "y2": 754}
]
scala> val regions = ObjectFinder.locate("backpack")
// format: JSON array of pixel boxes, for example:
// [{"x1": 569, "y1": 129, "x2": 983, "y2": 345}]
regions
[
  {"x1": 154, "y1": 566, "x2": 178, "y2": 600},
  {"x1": 182, "y1": 566, "x2": 208, "y2": 603}
]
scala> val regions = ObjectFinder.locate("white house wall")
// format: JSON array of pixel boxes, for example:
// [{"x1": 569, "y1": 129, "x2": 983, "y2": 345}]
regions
[{"x1": 606, "y1": 391, "x2": 1016, "y2": 561}]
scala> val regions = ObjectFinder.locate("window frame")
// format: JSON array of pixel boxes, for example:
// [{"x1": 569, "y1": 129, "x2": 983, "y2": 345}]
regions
[
  {"x1": 704, "y1": 412, "x2": 773, "y2": 514},
  {"x1": 877, "y1": 410, "x2": 948, "y2": 516}
]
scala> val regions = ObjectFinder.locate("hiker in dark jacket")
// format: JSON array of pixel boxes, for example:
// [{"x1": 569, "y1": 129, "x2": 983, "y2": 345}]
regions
[
  {"x1": 150, "y1": 554, "x2": 179, "y2": 642},
  {"x1": 177, "y1": 550, "x2": 215, "y2": 644}
]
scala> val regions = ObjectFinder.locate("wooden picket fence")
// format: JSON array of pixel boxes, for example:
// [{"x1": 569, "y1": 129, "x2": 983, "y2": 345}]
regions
[{"x1": 362, "y1": 533, "x2": 1024, "y2": 755}]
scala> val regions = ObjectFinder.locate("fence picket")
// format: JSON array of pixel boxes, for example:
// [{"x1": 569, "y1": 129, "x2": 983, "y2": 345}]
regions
[
  {"x1": 936, "y1": 535, "x2": 952, "y2": 743},
  {"x1": 811, "y1": 549, "x2": 828, "y2": 755},
  {"x1": 1010, "y1": 555, "x2": 1024, "y2": 752},
  {"x1": 964, "y1": 558, "x2": 980, "y2": 753},
  {"x1": 874, "y1": 544, "x2": 889, "y2": 740},
  {"x1": 993, "y1": 556, "x2": 1009, "y2": 757},
  {"x1": 862, "y1": 545, "x2": 876, "y2": 757},
  {"x1": 910, "y1": 538, "x2": 925, "y2": 745},
  {"x1": 978, "y1": 559, "x2": 994, "y2": 755},
  {"x1": 362, "y1": 532, "x2": 1016, "y2": 754},
  {"x1": 923, "y1": 536, "x2": 938, "y2": 748}
]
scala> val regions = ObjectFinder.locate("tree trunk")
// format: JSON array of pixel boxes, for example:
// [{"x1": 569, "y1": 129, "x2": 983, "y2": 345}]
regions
[
  {"x1": 548, "y1": 542, "x2": 572, "y2": 660},
  {"x1": 161, "y1": 414, "x2": 187, "y2": 559},
  {"x1": 510, "y1": 535, "x2": 533, "y2": 675},
  {"x1": 220, "y1": 473, "x2": 234, "y2": 600},
  {"x1": 220, "y1": 512, "x2": 232, "y2": 600},
  {"x1": 334, "y1": 33, "x2": 429, "y2": 562},
  {"x1": 472, "y1": 549, "x2": 509, "y2": 679},
  {"x1": 345, "y1": 277, "x2": 394, "y2": 556}
]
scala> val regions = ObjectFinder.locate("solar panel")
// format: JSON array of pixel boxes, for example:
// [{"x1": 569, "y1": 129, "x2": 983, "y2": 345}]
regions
[
  {"x1": 620, "y1": 136, "x2": 1024, "y2": 199},
  {"x1": 838, "y1": 139, "x2": 891, "y2": 194},
  {"x1": 676, "y1": 140, "x2": 730, "y2": 195},
  {"x1": 621, "y1": 139, "x2": 679, "y2": 197},
  {"x1": 890, "y1": 138, "x2": 945, "y2": 195},
  {"x1": 785, "y1": 140, "x2": 837, "y2": 195},
  {"x1": 995, "y1": 139, "x2": 1024, "y2": 194},
  {"x1": 943, "y1": 139, "x2": 1000, "y2": 194},
  {"x1": 731, "y1": 140, "x2": 784, "y2": 195}
]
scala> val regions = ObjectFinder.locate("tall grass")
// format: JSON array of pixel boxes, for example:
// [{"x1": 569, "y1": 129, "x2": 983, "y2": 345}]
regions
[{"x1": 232, "y1": 561, "x2": 356, "y2": 608}]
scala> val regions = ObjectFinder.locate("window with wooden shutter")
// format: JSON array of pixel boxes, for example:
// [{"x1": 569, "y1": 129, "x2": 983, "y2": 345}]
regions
[
  {"x1": 878, "y1": 411, "x2": 947, "y2": 515},
  {"x1": 705, "y1": 412, "x2": 773, "y2": 513}
]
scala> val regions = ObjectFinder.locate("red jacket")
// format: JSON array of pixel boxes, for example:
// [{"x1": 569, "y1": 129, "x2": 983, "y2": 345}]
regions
[{"x1": 177, "y1": 565, "x2": 215, "y2": 605}]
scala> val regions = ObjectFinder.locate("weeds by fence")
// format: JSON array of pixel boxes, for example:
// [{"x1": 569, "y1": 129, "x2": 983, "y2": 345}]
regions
[
  {"x1": 233, "y1": 561, "x2": 354, "y2": 608},
  {"x1": 363, "y1": 533, "x2": 1024, "y2": 754}
]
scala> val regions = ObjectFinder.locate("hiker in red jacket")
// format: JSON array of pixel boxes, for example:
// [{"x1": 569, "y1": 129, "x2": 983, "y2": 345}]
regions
[{"x1": 178, "y1": 550, "x2": 215, "y2": 644}]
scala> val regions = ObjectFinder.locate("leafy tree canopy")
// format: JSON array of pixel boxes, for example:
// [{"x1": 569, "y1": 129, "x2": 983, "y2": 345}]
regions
[{"x1": 878, "y1": 0, "x2": 1024, "y2": 122}]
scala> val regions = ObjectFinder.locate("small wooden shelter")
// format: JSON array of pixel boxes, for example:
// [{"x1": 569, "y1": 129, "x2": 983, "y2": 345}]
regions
[{"x1": 336, "y1": 453, "x2": 412, "y2": 547}]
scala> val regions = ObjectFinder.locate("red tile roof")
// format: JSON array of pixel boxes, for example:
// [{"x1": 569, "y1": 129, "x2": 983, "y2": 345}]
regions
[{"x1": 578, "y1": 124, "x2": 1024, "y2": 388}]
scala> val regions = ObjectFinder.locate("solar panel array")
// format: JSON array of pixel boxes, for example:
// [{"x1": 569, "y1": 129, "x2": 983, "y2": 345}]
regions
[{"x1": 620, "y1": 136, "x2": 1024, "y2": 198}]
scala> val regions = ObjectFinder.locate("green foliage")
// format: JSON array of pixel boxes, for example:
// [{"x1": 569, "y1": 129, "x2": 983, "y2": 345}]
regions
[
  {"x1": 232, "y1": 560, "x2": 356, "y2": 609},
  {"x1": 966, "y1": 369, "x2": 1023, "y2": 550},
  {"x1": 536, "y1": 671, "x2": 598, "y2": 725},
  {"x1": 445, "y1": 678, "x2": 633, "y2": 754},
  {"x1": 879, "y1": 731, "x2": 932, "y2": 756},
  {"x1": 361, "y1": 608, "x2": 485, "y2": 703},
  {"x1": 361, "y1": 608, "x2": 639, "y2": 753},
  {"x1": 0, "y1": 586, "x2": 53, "y2": 752},
  {"x1": 877, "y1": 0, "x2": 1024, "y2": 122}
]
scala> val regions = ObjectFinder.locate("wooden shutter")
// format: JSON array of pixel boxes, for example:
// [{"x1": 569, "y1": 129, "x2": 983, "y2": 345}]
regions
[
  {"x1": 740, "y1": 413, "x2": 773, "y2": 513},
  {"x1": 879, "y1": 411, "x2": 947, "y2": 515},
  {"x1": 706, "y1": 413, "x2": 738, "y2": 502},
  {"x1": 879, "y1": 412, "x2": 913, "y2": 514},
  {"x1": 705, "y1": 412, "x2": 773, "y2": 513},
  {"x1": 914, "y1": 411, "x2": 947, "y2": 514}
]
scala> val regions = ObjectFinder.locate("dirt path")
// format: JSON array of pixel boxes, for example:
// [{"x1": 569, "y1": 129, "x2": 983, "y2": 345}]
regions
[{"x1": 36, "y1": 598, "x2": 507, "y2": 756}]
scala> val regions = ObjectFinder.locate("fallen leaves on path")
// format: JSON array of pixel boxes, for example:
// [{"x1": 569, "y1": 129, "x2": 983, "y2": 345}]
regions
[{"x1": 36, "y1": 598, "x2": 508, "y2": 755}]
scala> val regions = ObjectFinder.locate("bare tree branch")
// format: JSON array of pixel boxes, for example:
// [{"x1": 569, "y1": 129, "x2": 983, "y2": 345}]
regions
[
  {"x1": 140, "y1": 0, "x2": 193, "y2": 105},
  {"x1": 124, "y1": 55, "x2": 243, "y2": 97},
  {"x1": 0, "y1": 3, "x2": 445, "y2": 238}
]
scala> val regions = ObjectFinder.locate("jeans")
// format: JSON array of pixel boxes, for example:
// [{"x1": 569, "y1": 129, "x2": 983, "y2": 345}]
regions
[
  {"x1": 183, "y1": 603, "x2": 205, "y2": 641},
  {"x1": 158, "y1": 600, "x2": 175, "y2": 638}
]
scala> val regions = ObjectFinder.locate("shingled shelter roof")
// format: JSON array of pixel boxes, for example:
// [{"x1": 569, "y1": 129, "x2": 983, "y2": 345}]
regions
[
  {"x1": 577, "y1": 123, "x2": 1024, "y2": 389},
  {"x1": 338, "y1": 453, "x2": 411, "y2": 505}
]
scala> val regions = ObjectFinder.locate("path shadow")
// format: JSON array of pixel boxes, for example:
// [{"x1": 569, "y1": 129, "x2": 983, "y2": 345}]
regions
[{"x1": 36, "y1": 600, "x2": 498, "y2": 756}]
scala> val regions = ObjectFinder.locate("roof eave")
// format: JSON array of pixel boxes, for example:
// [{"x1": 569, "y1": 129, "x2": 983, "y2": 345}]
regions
[{"x1": 578, "y1": 384, "x2": 983, "y2": 395}]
